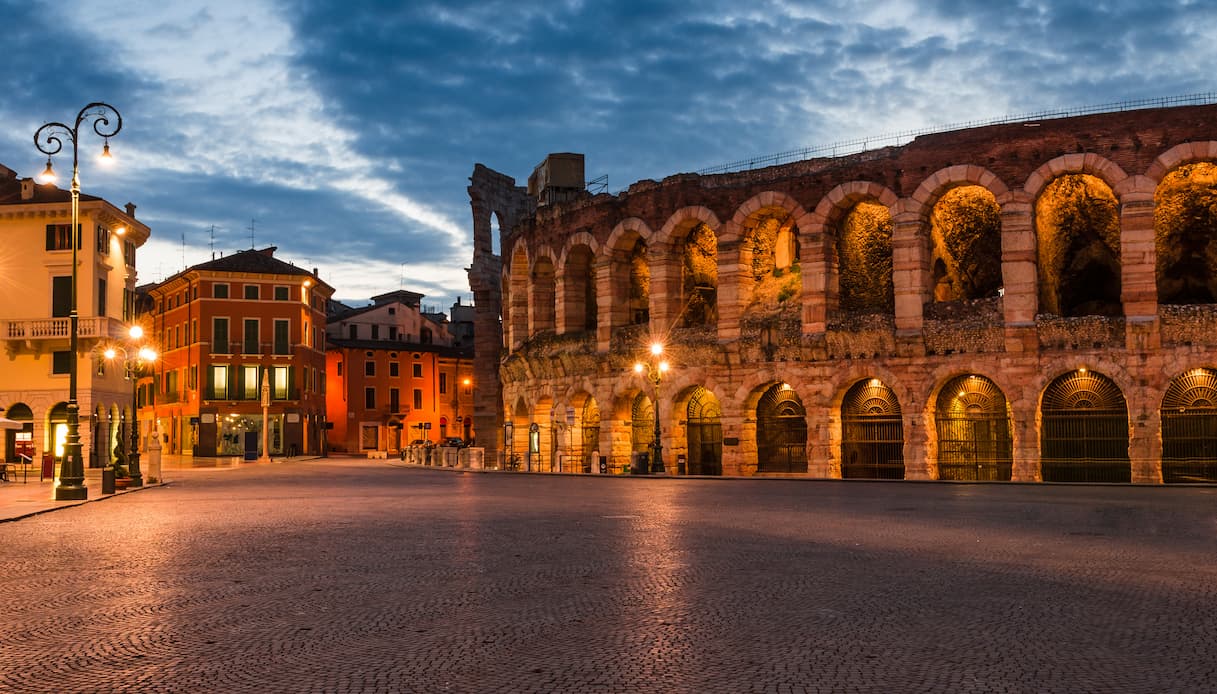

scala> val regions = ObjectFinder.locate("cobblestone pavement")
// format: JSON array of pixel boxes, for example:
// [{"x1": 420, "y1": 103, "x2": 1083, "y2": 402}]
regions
[{"x1": 1, "y1": 459, "x2": 1216, "y2": 693}]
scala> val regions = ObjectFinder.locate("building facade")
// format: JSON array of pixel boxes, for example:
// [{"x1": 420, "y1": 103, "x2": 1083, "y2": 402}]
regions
[
  {"x1": 139, "y1": 247, "x2": 333, "y2": 458},
  {"x1": 0, "y1": 164, "x2": 150, "y2": 469},
  {"x1": 468, "y1": 103, "x2": 1217, "y2": 483},
  {"x1": 325, "y1": 292, "x2": 474, "y2": 454}
]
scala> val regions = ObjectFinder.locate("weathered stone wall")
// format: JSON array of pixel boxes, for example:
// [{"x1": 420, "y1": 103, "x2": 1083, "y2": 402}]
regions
[{"x1": 471, "y1": 104, "x2": 1217, "y2": 482}]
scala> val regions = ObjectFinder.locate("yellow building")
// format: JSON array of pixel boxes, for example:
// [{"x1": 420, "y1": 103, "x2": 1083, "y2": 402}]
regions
[{"x1": 0, "y1": 164, "x2": 150, "y2": 470}]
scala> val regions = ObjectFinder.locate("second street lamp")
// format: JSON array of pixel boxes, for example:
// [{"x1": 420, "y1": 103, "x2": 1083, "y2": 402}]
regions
[
  {"x1": 103, "y1": 325, "x2": 156, "y2": 488},
  {"x1": 633, "y1": 342, "x2": 669, "y2": 474}
]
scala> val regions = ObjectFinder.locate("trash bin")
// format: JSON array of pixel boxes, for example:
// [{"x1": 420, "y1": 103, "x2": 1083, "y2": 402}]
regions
[
  {"x1": 598, "y1": 456, "x2": 608, "y2": 475},
  {"x1": 630, "y1": 452, "x2": 649, "y2": 475},
  {"x1": 101, "y1": 468, "x2": 115, "y2": 495},
  {"x1": 677, "y1": 454, "x2": 687, "y2": 476}
]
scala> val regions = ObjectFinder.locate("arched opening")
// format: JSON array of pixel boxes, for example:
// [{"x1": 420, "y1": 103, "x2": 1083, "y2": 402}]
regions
[
  {"x1": 1035, "y1": 174, "x2": 1122, "y2": 317},
  {"x1": 48, "y1": 402, "x2": 70, "y2": 461},
  {"x1": 756, "y1": 383, "x2": 807, "y2": 473},
  {"x1": 742, "y1": 208, "x2": 800, "y2": 313},
  {"x1": 686, "y1": 387, "x2": 722, "y2": 475},
  {"x1": 841, "y1": 379, "x2": 904, "y2": 479},
  {"x1": 579, "y1": 396, "x2": 601, "y2": 473},
  {"x1": 4, "y1": 403, "x2": 34, "y2": 463},
  {"x1": 531, "y1": 256, "x2": 556, "y2": 335},
  {"x1": 934, "y1": 375, "x2": 1012, "y2": 481},
  {"x1": 508, "y1": 248, "x2": 529, "y2": 347},
  {"x1": 1160, "y1": 368, "x2": 1217, "y2": 483},
  {"x1": 681, "y1": 222, "x2": 718, "y2": 328},
  {"x1": 562, "y1": 245, "x2": 597, "y2": 333},
  {"x1": 1154, "y1": 162, "x2": 1217, "y2": 305},
  {"x1": 929, "y1": 185, "x2": 1003, "y2": 302},
  {"x1": 1040, "y1": 370, "x2": 1130, "y2": 482},
  {"x1": 630, "y1": 392, "x2": 654, "y2": 454},
  {"x1": 628, "y1": 239, "x2": 650, "y2": 326},
  {"x1": 837, "y1": 201, "x2": 894, "y2": 315}
]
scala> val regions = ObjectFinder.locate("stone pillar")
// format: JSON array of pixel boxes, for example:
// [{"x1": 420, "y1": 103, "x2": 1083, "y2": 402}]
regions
[
  {"x1": 999, "y1": 194, "x2": 1038, "y2": 353},
  {"x1": 648, "y1": 242, "x2": 679, "y2": 331},
  {"x1": 594, "y1": 257, "x2": 616, "y2": 352},
  {"x1": 716, "y1": 239, "x2": 745, "y2": 341},
  {"x1": 891, "y1": 208, "x2": 927, "y2": 334},
  {"x1": 1119, "y1": 180, "x2": 1161, "y2": 351},
  {"x1": 801, "y1": 225, "x2": 830, "y2": 334}
]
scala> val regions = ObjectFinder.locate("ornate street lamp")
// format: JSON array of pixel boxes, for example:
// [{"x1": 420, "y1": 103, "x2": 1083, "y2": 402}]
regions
[
  {"x1": 102, "y1": 325, "x2": 157, "y2": 487},
  {"x1": 633, "y1": 342, "x2": 669, "y2": 474},
  {"x1": 35, "y1": 102, "x2": 123, "y2": 501}
]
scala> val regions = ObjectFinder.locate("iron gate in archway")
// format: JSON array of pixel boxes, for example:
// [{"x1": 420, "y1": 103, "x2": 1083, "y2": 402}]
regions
[
  {"x1": 841, "y1": 379, "x2": 904, "y2": 479},
  {"x1": 1041, "y1": 370, "x2": 1130, "y2": 483},
  {"x1": 935, "y1": 375, "x2": 1013, "y2": 481},
  {"x1": 756, "y1": 384, "x2": 807, "y2": 473},
  {"x1": 686, "y1": 387, "x2": 722, "y2": 475},
  {"x1": 1160, "y1": 368, "x2": 1217, "y2": 483}
]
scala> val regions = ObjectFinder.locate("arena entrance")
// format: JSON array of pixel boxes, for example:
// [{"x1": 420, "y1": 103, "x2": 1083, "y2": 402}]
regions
[
  {"x1": 1160, "y1": 368, "x2": 1217, "y2": 483},
  {"x1": 841, "y1": 379, "x2": 904, "y2": 479},
  {"x1": 685, "y1": 387, "x2": 722, "y2": 475},
  {"x1": 1040, "y1": 370, "x2": 1130, "y2": 483},
  {"x1": 935, "y1": 375, "x2": 1013, "y2": 481},
  {"x1": 756, "y1": 384, "x2": 807, "y2": 473}
]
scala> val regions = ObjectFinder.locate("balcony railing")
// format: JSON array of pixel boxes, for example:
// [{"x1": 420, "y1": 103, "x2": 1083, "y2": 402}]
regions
[{"x1": 3, "y1": 316, "x2": 127, "y2": 341}]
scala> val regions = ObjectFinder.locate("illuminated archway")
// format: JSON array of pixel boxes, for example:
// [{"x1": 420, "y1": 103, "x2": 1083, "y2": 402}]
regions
[
  {"x1": 1040, "y1": 370, "x2": 1130, "y2": 482},
  {"x1": 686, "y1": 387, "x2": 722, "y2": 475},
  {"x1": 1160, "y1": 368, "x2": 1217, "y2": 483},
  {"x1": 756, "y1": 384, "x2": 807, "y2": 473},
  {"x1": 841, "y1": 379, "x2": 904, "y2": 479},
  {"x1": 934, "y1": 375, "x2": 1012, "y2": 481}
]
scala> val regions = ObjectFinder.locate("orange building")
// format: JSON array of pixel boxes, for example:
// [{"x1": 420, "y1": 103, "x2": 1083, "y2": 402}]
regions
[
  {"x1": 325, "y1": 292, "x2": 474, "y2": 454},
  {"x1": 139, "y1": 247, "x2": 333, "y2": 458}
]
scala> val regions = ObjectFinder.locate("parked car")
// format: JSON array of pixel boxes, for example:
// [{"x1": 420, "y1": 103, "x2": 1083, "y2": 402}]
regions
[
  {"x1": 440, "y1": 437, "x2": 467, "y2": 448},
  {"x1": 408, "y1": 439, "x2": 435, "y2": 448}
]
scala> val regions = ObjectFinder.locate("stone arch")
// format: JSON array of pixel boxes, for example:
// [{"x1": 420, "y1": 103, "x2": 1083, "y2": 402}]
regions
[
  {"x1": 3, "y1": 402, "x2": 34, "y2": 463},
  {"x1": 1145, "y1": 141, "x2": 1217, "y2": 184},
  {"x1": 657, "y1": 206, "x2": 723, "y2": 330},
  {"x1": 1160, "y1": 367, "x2": 1217, "y2": 483},
  {"x1": 910, "y1": 166, "x2": 1009, "y2": 305},
  {"x1": 529, "y1": 249, "x2": 557, "y2": 336},
  {"x1": 505, "y1": 240, "x2": 530, "y2": 349},
  {"x1": 604, "y1": 218, "x2": 654, "y2": 331},
  {"x1": 1039, "y1": 368, "x2": 1130, "y2": 483},
  {"x1": 722, "y1": 192, "x2": 809, "y2": 320},
  {"x1": 811, "y1": 182, "x2": 900, "y2": 320},
  {"x1": 1032, "y1": 172, "x2": 1123, "y2": 317},
  {"x1": 752, "y1": 381, "x2": 808, "y2": 474},
  {"x1": 1152, "y1": 160, "x2": 1217, "y2": 305},
  {"x1": 674, "y1": 385, "x2": 723, "y2": 475},
  {"x1": 931, "y1": 373, "x2": 1013, "y2": 481},
  {"x1": 840, "y1": 377, "x2": 905, "y2": 479},
  {"x1": 557, "y1": 234, "x2": 599, "y2": 335}
]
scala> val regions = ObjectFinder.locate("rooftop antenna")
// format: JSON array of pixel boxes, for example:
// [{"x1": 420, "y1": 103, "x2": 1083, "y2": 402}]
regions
[
  {"x1": 181, "y1": 232, "x2": 186, "y2": 268},
  {"x1": 248, "y1": 218, "x2": 257, "y2": 248},
  {"x1": 209, "y1": 224, "x2": 218, "y2": 259}
]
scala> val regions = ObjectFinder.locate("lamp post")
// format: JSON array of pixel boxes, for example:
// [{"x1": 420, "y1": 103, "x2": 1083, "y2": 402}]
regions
[
  {"x1": 35, "y1": 102, "x2": 122, "y2": 501},
  {"x1": 633, "y1": 342, "x2": 669, "y2": 474},
  {"x1": 103, "y1": 325, "x2": 157, "y2": 488}
]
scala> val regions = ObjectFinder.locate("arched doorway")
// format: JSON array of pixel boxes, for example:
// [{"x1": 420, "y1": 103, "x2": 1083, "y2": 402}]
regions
[
  {"x1": 631, "y1": 393, "x2": 653, "y2": 455},
  {"x1": 841, "y1": 379, "x2": 904, "y2": 479},
  {"x1": 756, "y1": 384, "x2": 807, "y2": 473},
  {"x1": 1040, "y1": 370, "x2": 1130, "y2": 482},
  {"x1": 1160, "y1": 368, "x2": 1217, "y2": 483},
  {"x1": 48, "y1": 403, "x2": 70, "y2": 461},
  {"x1": 935, "y1": 375, "x2": 1013, "y2": 481},
  {"x1": 580, "y1": 398, "x2": 600, "y2": 473},
  {"x1": 686, "y1": 387, "x2": 722, "y2": 475},
  {"x1": 4, "y1": 403, "x2": 34, "y2": 463}
]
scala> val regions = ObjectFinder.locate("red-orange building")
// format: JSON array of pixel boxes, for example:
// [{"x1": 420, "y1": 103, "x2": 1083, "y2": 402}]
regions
[
  {"x1": 139, "y1": 247, "x2": 333, "y2": 458},
  {"x1": 325, "y1": 291, "x2": 474, "y2": 454}
]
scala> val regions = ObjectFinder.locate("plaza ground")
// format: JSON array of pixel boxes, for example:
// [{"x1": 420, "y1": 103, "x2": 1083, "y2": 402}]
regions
[{"x1": 1, "y1": 458, "x2": 1215, "y2": 693}]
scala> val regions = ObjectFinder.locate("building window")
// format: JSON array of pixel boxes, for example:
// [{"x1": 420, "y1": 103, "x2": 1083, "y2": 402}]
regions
[
  {"x1": 191, "y1": 319, "x2": 198, "y2": 345},
  {"x1": 52, "y1": 276, "x2": 72, "y2": 318},
  {"x1": 439, "y1": 372, "x2": 448, "y2": 394},
  {"x1": 243, "y1": 319, "x2": 259, "y2": 354},
  {"x1": 123, "y1": 240, "x2": 136, "y2": 267},
  {"x1": 52, "y1": 350, "x2": 71, "y2": 375},
  {"x1": 360, "y1": 425, "x2": 378, "y2": 450},
  {"x1": 303, "y1": 320, "x2": 310, "y2": 347},
  {"x1": 348, "y1": 324, "x2": 357, "y2": 340},
  {"x1": 365, "y1": 360, "x2": 375, "y2": 376},
  {"x1": 389, "y1": 326, "x2": 398, "y2": 340},
  {"x1": 371, "y1": 325, "x2": 380, "y2": 340},
  {"x1": 389, "y1": 362, "x2": 399, "y2": 378},
  {"x1": 96, "y1": 226, "x2": 110, "y2": 255},
  {"x1": 213, "y1": 318, "x2": 229, "y2": 355},
  {"x1": 273, "y1": 366, "x2": 289, "y2": 399},
  {"x1": 45, "y1": 223, "x2": 80, "y2": 251},
  {"x1": 274, "y1": 286, "x2": 289, "y2": 301},
  {"x1": 214, "y1": 283, "x2": 229, "y2": 299},
  {"x1": 412, "y1": 363, "x2": 422, "y2": 378},
  {"x1": 390, "y1": 388, "x2": 400, "y2": 413},
  {"x1": 97, "y1": 278, "x2": 107, "y2": 316},
  {"x1": 211, "y1": 365, "x2": 229, "y2": 399},
  {"x1": 244, "y1": 284, "x2": 259, "y2": 300},
  {"x1": 273, "y1": 319, "x2": 290, "y2": 355},
  {"x1": 413, "y1": 389, "x2": 423, "y2": 410},
  {"x1": 336, "y1": 361, "x2": 343, "y2": 376},
  {"x1": 242, "y1": 366, "x2": 260, "y2": 400},
  {"x1": 365, "y1": 387, "x2": 376, "y2": 409}
]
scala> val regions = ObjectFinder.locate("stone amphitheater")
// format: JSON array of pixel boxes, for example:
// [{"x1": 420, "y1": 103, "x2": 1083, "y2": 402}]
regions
[{"x1": 466, "y1": 101, "x2": 1217, "y2": 483}]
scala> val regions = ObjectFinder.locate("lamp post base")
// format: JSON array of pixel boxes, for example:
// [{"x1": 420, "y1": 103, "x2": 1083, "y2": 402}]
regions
[{"x1": 54, "y1": 483, "x2": 88, "y2": 501}]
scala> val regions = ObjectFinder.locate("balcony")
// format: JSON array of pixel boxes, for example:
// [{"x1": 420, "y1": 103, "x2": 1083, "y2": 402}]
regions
[{"x1": 2, "y1": 316, "x2": 127, "y2": 342}]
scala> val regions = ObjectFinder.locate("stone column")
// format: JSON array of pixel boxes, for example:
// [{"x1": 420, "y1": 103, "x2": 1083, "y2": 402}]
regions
[
  {"x1": 891, "y1": 208, "x2": 928, "y2": 334},
  {"x1": 999, "y1": 194, "x2": 1038, "y2": 353},
  {"x1": 1119, "y1": 180, "x2": 1160, "y2": 350}
]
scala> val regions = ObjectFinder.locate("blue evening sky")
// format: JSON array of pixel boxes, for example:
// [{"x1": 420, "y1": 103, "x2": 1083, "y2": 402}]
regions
[{"x1": 2, "y1": 0, "x2": 1213, "y2": 310}]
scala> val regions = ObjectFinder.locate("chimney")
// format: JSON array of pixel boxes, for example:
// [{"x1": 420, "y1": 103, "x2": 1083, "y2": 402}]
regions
[
  {"x1": 20, "y1": 178, "x2": 35, "y2": 201},
  {"x1": 313, "y1": 267, "x2": 319, "y2": 277},
  {"x1": 125, "y1": 202, "x2": 137, "y2": 218}
]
